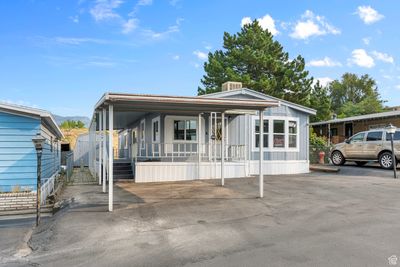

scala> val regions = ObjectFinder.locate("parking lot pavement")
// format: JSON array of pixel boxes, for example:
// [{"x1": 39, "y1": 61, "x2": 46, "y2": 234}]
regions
[
  {"x1": 337, "y1": 162, "x2": 399, "y2": 178},
  {"x1": 3, "y1": 167, "x2": 400, "y2": 267},
  {"x1": 0, "y1": 216, "x2": 35, "y2": 266}
]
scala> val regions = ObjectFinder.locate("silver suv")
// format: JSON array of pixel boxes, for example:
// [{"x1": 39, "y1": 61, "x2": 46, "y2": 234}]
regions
[{"x1": 330, "y1": 129, "x2": 400, "y2": 169}]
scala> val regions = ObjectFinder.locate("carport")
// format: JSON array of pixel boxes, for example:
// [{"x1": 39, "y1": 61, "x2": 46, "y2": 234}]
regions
[{"x1": 88, "y1": 92, "x2": 279, "y2": 211}]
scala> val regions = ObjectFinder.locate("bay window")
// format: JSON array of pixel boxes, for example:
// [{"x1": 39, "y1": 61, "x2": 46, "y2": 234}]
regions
[
  {"x1": 288, "y1": 120, "x2": 297, "y2": 148},
  {"x1": 273, "y1": 120, "x2": 285, "y2": 148},
  {"x1": 252, "y1": 116, "x2": 299, "y2": 151}
]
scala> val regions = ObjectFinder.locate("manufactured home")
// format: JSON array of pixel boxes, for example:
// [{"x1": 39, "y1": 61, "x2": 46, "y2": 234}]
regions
[
  {"x1": 88, "y1": 82, "x2": 316, "y2": 211},
  {"x1": 0, "y1": 102, "x2": 63, "y2": 195}
]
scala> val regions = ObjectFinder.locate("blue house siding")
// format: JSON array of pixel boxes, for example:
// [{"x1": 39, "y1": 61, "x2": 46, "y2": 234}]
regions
[
  {"x1": 0, "y1": 111, "x2": 39, "y2": 192},
  {"x1": 40, "y1": 124, "x2": 61, "y2": 181},
  {"x1": 0, "y1": 111, "x2": 61, "y2": 192}
]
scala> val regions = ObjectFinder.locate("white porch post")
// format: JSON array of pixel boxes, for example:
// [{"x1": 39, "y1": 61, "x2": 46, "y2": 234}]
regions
[
  {"x1": 259, "y1": 109, "x2": 264, "y2": 198},
  {"x1": 102, "y1": 108, "x2": 107, "y2": 193},
  {"x1": 221, "y1": 112, "x2": 225, "y2": 186},
  {"x1": 98, "y1": 111, "x2": 102, "y2": 185},
  {"x1": 198, "y1": 113, "x2": 202, "y2": 179},
  {"x1": 108, "y1": 105, "x2": 114, "y2": 212}
]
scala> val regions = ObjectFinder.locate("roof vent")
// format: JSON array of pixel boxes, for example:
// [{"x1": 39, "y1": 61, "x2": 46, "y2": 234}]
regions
[{"x1": 222, "y1": 81, "x2": 242, "y2": 91}]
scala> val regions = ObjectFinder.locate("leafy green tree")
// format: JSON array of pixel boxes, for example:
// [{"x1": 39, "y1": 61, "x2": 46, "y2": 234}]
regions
[
  {"x1": 198, "y1": 21, "x2": 314, "y2": 106},
  {"x1": 310, "y1": 81, "x2": 332, "y2": 122},
  {"x1": 60, "y1": 120, "x2": 86, "y2": 129},
  {"x1": 328, "y1": 73, "x2": 384, "y2": 118}
]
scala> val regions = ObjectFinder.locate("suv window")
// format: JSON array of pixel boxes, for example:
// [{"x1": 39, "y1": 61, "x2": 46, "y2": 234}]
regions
[
  {"x1": 350, "y1": 132, "x2": 365, "y2": 142},
  {"x1": 366, "y1": 131, "x2": 383, "y2": 141},
  {"x1": 386, "y1": 131, "x2": 400, "y2": 141}
]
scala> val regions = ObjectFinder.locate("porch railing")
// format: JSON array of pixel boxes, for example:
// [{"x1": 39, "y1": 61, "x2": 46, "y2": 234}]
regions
[
  {"x1": 127, "y1": 142, "x2": 246, "y2": 162},
  {"x1": 40, "y1": 175, "x2": 55, "y2": 205}
]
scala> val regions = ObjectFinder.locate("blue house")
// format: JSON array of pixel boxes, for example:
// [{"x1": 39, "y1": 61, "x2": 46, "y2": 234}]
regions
[{"x1": 0, "y1": 102, "x2": 63, "y2": 193}]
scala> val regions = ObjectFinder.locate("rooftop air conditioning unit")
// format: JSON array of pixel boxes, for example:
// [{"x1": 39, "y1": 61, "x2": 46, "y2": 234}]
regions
[{"x1": 222, "y1": 81, "x2": 242, "y2": 91}]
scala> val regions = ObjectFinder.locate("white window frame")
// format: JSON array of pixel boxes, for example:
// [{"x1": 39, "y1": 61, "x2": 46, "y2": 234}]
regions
[
  {"x1": 151, "y1": 116, "x2": 160, "y2": 143},
  {"x1": 251, "y1": 115, "x2": 300, "y2": 152},
  {"x1": 173, "y1": 119, "x2": 198, "y2": 142}
]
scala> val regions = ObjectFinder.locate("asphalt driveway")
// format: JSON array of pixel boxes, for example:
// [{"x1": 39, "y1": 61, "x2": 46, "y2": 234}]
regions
[{"x1": 2, "y1": 167, "x2": 400, "y2": 267}]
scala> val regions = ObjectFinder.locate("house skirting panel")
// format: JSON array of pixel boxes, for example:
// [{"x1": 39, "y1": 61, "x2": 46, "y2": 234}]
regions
[
  {"x1": 135, "y1": 160, "x2": 309, "y2": 183},
  {"x1": 135, "y1": 161, "x2": 247, "y2": 183},
  {"x1": 249, "y1": 160, "x2": 310, "y2": 175}
]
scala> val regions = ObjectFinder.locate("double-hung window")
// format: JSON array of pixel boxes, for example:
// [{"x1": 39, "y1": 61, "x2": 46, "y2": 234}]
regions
[
  {"x1": 254, "y1": 119, "x2": 268, "y2": 148},
  {"x1": 273, "y1": 120, "x2": 285, "y2": 148},
  {"x1": 174, "y1": 120, "x2": 197, "y2": 141},
  {"x1": 288, "y1": 121, "x2": 297, "y2": 148}
]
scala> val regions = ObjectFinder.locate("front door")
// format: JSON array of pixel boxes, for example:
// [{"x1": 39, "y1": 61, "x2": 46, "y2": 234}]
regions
[{"x1": 345, "y1": 123, "x2": 353, "y2": 138}]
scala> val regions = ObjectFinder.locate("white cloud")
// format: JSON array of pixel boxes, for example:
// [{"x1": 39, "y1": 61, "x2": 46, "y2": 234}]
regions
[
  {"x1": 69, "y1": 15, "x2": 79, "y2": 23},
  {"x1": 169, "y1": 0, "x2": 180, "y2": 6},
  {"x1": 53, "y1": 37, "x2": 111, "y2": 45},
  {"x1": 142, "y1": 18, "x2": 183, "y2": 40},
  {"x1": 172, "y1": 55, "x2": 180, "y2": 60},
  {"x1": 241, "y1": 17, "x2": 252, "y2": 28},
  {"x1": 371, "y1": 51, "x2": 394, "y2": 64},
  {"x1": 362, "y1": 37, "x2": 371, "y2": 45},
  {"x1": 241, "y1": 14, "x2": 279, "y2": 35},
  {"x1": 138, "y1": 0, "x2": 152, "y2": 6},
  {"x1": 307, "y1": 57, "x2": 342, "y2": 67},
  {"x1": 315, "y1": 77, "x2": 333, "y2": 87},
  {"x1": 356, "y1": 6, "x2": 384, "y2": 25},
  {"x1": 90, "y1": 0, "x2": 123, "y2": 22},
  {"x1": 122, "y1": 18, "x2": 138, "y2": 34},
  {"x1": 193, "y1": 50, "x2": 208, "y2": 60},
  {"x1": 348, "y1": 49, "x2": 375, "y2": 68},
  {"x1": 396, "y1": 85, "x2": 400, "y2": 90},
  {"x1": 290, "y1": 10, "x2": 340, "y2": 40}
]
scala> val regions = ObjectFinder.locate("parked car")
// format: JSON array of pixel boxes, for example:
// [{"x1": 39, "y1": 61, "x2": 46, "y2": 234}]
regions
[{"x1": 330, "y1": 129, "x2": 400, "y2": 169}]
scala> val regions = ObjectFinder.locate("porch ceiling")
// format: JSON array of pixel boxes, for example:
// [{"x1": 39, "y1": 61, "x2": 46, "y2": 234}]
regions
[{"x1": 95, "y1": 92, "x2": 280, "y2": 129}]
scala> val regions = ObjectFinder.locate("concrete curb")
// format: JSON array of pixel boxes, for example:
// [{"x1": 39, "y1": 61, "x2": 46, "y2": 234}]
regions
[
  {"x1": 14, "y1": 227, "x2": 33, "y2": 258},
  {"x1": 310, "y1": 164, "x2": 340, "y2": 173}
]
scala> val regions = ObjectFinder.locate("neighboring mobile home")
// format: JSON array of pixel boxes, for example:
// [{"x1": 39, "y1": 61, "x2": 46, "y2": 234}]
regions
[
  {"x1": 88, "y1": 82, "x2": 316, "y2": 211},
  {"x1": 311, "y1": 110, "x2": 400, "y2": 144},
  {"x1": 0, "y1": 102, "x2": 63, "y2": 193}
]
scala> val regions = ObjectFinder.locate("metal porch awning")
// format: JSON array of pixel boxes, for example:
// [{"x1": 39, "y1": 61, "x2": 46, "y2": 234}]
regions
[{"x1": 91, "y1": 92, "x2": 280, "y2": 212}]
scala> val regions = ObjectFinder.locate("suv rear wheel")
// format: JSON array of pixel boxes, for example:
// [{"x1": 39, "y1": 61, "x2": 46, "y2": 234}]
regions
[
  {"x1": 331, "y1": 151, "x2": 345, "y2": 166},
  {"x1": 379, "y1": 152, "x2": 395, "y2": 169}
]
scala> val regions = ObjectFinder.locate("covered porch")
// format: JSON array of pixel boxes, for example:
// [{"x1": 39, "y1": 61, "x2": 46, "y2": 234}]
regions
[{"x1": 88, "y1": 92, "x2": 279, "y2": 211}]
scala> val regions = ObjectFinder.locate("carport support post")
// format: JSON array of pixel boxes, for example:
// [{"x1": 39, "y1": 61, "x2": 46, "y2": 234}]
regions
[
  {"x1": 221, "y1": 112, "x2": 225, "y2": 186},
  {"x1": 108, "y1": 104, "x2": 114, "y2": 212},
  {"x1": 102, "y1": 108, "x2": 107, "y2": 193},
  {"x1": 98, "y1": 111, "x2": 102, "y2": 185},
  {"x1": 259, "y1": 110, "x2": 264, "y2": 198},
  {"x1": 198, "y1": 113, "x2": 202, "y2": 179}
]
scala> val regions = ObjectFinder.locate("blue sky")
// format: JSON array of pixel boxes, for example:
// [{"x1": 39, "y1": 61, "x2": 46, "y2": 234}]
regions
[{"x1": 0, "y1": 0, "x2": 399, "y2": 117}]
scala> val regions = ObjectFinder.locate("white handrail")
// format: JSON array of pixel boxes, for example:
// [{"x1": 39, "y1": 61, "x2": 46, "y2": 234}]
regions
[{"x1": 134, "y1": 142, "x2": 246, "y2": 162}]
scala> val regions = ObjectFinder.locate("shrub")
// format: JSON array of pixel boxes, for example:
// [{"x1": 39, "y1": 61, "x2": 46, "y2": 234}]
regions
[{"x1": 310, "y1": 128, "x2": 332, "y2": 164}]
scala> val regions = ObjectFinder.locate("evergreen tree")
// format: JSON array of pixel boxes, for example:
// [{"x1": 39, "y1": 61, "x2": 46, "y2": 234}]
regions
[{"x1": 198, "y1": 20, "x2": 313, "y2": 106}]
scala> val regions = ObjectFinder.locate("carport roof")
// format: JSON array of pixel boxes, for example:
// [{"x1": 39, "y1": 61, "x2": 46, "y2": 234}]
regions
[{"x1": 94, "y1": 92, "x2": 280, "y2": 113}]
